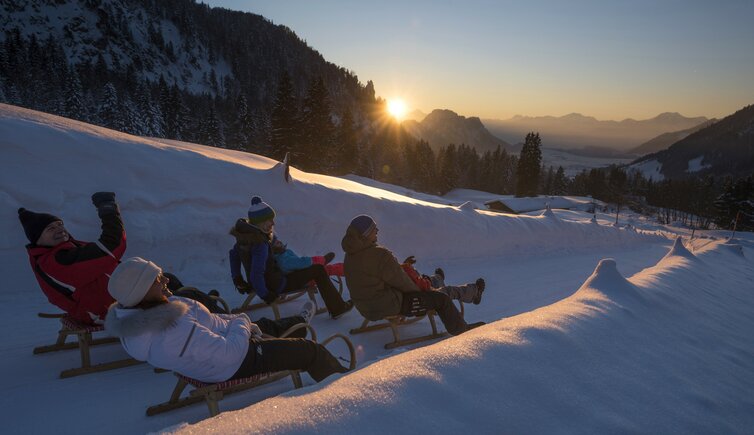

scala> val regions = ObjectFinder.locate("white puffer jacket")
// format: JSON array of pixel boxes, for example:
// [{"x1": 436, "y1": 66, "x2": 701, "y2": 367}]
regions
[{"x1": 105, "y1": 296, "x2": 252, "y2": 383}]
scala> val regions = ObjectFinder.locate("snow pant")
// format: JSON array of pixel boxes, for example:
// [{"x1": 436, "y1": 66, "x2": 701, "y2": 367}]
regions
[
  {"x1": 312, "y1": 257, "x2": 345, "y2": 277},
  {"x1": 163, "y1": 273, "x2": 224, "y2": 313},
  {"x1": 229, "y1": 337, "x2": 348, "y2": 382},
  {"x1": 399, "y1": 291, "x2": 467, "y2": 336},
  {"x1": 163, "y1": 272, "x2": 307, "y2": 338},
  {"x1": 172, "y1": 288, "x2": 227, "y2": 313},
  {"x1": 429, "y1": 273, "x2": 479, "y2": 304},
  {"x1": 254, "y1": 315, "x2": 308, "y2": 338},
  {"x1": 284, "y1": 264, "x2": 350, "y2": 317},
  {"x1": 164, "y1": 272, "x2": 186, "y2": 292}
]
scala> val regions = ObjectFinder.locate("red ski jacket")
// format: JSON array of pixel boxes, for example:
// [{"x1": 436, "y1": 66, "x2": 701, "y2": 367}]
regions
[
  {"x1": 26, "y1": 212, "x2": 126, "y2": 325},
  {"x1": 401, "y1": 263, "x2": 432, "y2": 291}
]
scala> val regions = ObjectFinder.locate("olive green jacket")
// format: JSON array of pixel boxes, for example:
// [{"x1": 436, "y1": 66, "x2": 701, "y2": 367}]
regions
[{"x1": 341, "y1": 227, "x2": 419, "y2": 320}]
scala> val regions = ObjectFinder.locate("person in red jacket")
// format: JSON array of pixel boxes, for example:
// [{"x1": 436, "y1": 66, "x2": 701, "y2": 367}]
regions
[{"x1": 19, "y1": 192, "x2": 126, "y2": 325}]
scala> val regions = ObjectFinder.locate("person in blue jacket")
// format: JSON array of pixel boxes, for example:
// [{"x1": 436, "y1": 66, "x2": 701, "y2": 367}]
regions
[{"x1": 229, "y1": 196, "x2": 353, "y2": 319}]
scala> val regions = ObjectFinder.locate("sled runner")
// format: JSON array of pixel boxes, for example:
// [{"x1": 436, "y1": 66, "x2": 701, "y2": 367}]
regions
[
  {"x1": 146, "y1": 324, "x2": 356, "y2": 417},
  {"x1": 33, "y1": 313, "x2": 141, "y2": 378},
  {"x1": 349, "y1": 302, "x2": 464, "y2": 349},
  {"x1": 231, "y1": 276, "x2": 344, "y2": 320}
]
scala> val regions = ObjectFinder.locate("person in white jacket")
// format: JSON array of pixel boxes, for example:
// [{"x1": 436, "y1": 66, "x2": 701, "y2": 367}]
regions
[{"x1": 105, "y1": 257, "x2": 349, "y2": 383}]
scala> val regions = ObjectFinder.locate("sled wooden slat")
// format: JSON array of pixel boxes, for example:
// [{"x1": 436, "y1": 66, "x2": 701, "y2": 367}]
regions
[
  {"x1": 33, "y1": 313, "x2": 141, "y2": 378},
  {"x1": 146, "y1": 371, "x2": 302, "y2": 417},
  {"x1": 146, "y1": 324, "x2": 355, "y2": 417},
  {"x1": 231, "y1": 277, "x2": 343, "y2": 319},
  {"x1": 350, "y1": 309, "x2": 454, "y2": 350}
]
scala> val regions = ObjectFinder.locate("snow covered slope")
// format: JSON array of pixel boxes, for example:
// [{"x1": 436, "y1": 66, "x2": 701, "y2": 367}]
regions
[
  {"x1": 0, "y1": 103, "x2": 659, "y2": 272},
  {"x1": 176, "y1": 238, "x2": 754, "y2": 434},
  {"x1": 1, "y1": 104, "x2": 752, "y2": 434}
]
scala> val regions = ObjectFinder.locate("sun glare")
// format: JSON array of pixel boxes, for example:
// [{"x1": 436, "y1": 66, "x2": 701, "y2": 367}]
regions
[{"x1": 387, "y1": 99, "x2": 407, "y2": 120}]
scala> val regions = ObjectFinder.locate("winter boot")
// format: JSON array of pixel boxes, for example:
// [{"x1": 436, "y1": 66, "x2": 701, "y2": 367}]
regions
[
  {"x1": 299, "y1": 300, "x2": 316, "y2": 324},
  {"x1": 472, "y1": 278, "x2": 485, "y2": 305},
  {"x1": 331, "y1": 300, "x2": 354, "y2": 320},
  {"x1": 465, "y1": 321, "x2": 486, "y2": 331},
  {"x1": 434, "y1": 268, "x2": 445, "y2": 281}
]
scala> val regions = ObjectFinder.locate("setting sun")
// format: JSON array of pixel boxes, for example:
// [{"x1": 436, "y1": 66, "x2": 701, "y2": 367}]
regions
[{"x1": 387, "y1": 99, "x2": 407, "y2": 120}]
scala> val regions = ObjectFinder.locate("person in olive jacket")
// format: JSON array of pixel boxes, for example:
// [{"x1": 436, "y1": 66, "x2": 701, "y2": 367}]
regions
[{"x1": 341, "y1": 215, "x2": 484, "y2": 335}]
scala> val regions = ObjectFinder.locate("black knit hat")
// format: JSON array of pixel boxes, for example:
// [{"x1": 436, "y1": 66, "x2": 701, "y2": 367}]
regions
[{"x1": 18, "y1": 208, "x2": 62, "y2": 244}]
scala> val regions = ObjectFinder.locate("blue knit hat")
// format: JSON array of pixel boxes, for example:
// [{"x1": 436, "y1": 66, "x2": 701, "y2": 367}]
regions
[
  {"x1": 349, "y1": 214, "x2": 377, "y2": 236},
  {"x1": 248, "y1": 196, "x2": 276, "y2": 225}
]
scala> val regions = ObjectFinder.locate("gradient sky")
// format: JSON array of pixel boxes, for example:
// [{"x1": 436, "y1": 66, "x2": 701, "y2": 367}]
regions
[{"x1": 203, "y1": 0, "x2": 754, "y2": 121}]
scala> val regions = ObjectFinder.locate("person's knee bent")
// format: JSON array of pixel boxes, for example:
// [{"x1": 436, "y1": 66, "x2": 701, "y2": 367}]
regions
[
  {"x1": 430, "y1": 290, "x2": 452, "y2": 309},
  {"x1": 311, "y1": 263, "x2": 327, "y2": 278}
]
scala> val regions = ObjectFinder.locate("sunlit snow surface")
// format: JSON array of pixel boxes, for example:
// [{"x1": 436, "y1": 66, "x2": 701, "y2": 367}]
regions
[{"x1": 1, "y1": 104, "x2": 752, "y2": 434}]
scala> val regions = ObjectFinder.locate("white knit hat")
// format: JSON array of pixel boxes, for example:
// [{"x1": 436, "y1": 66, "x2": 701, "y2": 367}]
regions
[{"x1": 108, "y1": 257, "x2": 162, "y2": 307}]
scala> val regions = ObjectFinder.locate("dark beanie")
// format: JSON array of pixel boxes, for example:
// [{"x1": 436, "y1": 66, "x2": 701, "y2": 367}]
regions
[
  {"x1": 350, "y1": 215, "x2": 377, "y2": 236},
  {"x1": 18, "y1": 208, "x2": 62, "y2": 244}
]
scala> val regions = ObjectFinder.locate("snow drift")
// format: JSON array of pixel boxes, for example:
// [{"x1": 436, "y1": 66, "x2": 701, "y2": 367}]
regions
[{"x1": 175, "y1": 238, "x2": 754, "y2": 434}]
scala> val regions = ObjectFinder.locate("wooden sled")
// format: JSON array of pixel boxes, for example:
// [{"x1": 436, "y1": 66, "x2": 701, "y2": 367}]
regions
[
  {"x1": 33, "y1": 313, "x2": 141, "y2": 378},
  {"x1": 350, "y1": 301, "x2": 465, "y2": 349},
  {"x1": 231, "y1": 276, "x2": 344, "y2": 320},
  {"x1": 146, "y1": 323, "x2": 356, "y2": 417}
]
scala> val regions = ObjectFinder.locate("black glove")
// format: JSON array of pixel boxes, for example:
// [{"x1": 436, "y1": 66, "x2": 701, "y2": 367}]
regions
[
  {"x1": 233, "y1": 276, "x2": 252, "y2": 294},
  {"x1": 91, "y1": 191, "x2": 119, "y2": 216},
  {"x1": 403, "y1": 255, "x2": 416, "y2": 265},
  {"x1": 261, "y1": 290, "x2": 278, "y2": 305},
  {"x1": 324, "y1": 252, "x2": 335, "y2": 265}
]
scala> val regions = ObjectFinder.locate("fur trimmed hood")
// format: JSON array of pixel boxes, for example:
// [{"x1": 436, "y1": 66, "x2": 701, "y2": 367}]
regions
[
  {"x1": 105, "y1": 299, "x2": 189, "y2": 339},
  {"x1": 229, "y1": 218, "x2": 271, "y2": 245}
]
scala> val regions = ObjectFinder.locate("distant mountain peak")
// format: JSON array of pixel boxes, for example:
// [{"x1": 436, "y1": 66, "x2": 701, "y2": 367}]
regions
[
  {"x1": 402, "y1": 108, "x2": 512, "y2": 153},
  {"x1": 653, "y1": 112, "x2": 688, "y2": 122},
  {"x1": 425, "y1": 108, "x2": 460, "y2": 119}
]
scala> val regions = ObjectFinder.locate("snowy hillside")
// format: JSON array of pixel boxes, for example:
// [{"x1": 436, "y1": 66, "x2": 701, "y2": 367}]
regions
[
  {"x1": 1, "y1": 104, "x2": 752, "y2": 434},
  {"x1": 1, "y1": 0, "x2": 230, "y2": 94}
]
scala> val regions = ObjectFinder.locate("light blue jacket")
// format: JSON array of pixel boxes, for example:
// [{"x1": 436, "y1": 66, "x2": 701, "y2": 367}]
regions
[{"x1": 274, "y1": 249, "x2": 312, "y2": 274}]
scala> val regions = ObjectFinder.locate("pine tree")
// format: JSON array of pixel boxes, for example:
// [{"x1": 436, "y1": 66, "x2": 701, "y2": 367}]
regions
[
  {"x1": 234, "y1": 94, "x2": 255, "y2": 151},
  {"x1": 270, "y1": 71, "x2": 298, "y2": 161},
  {"x1": 158, "y1": 76, "x2": 173, "y2": 136},
  {"x1": 168, "y1": 84, "x2": 189, "y2": 140},
  {"x1": 98, "y1": 82, "x2": 122, "y2": 130},
  {"x1": 715, "y1": 176, "x2": 754, "y2": 231},
  {"x1": 200, "y1": 105, "x2": 225, "y2": 148},
  {"x1": 553, "y1": 166, "x2": 568, "y2": 195},
  {"x1": 120, "y1": 95, "x2": 143, "y2": 135},
  {"x1": 334, "y1": 110, "x2": 358, "y2": 175},
  {"x1": 136, "y1": 81, "x2": 164, "y2": 137},
  {"x1": 300, "y1": 76, "x2": 335, "y2": 171},
  {"x1": 411, "y1": 140, "x2": 437, "y2": 193},
  {"x1": 437, "y1": 144, "x2": 459, "y2": 194},
  {"x1": 516, "y1": 132, "x2": 543, "y2": 197},
  {"x1": 62, "y1": 69, "x2": 85, "y2": 120}
]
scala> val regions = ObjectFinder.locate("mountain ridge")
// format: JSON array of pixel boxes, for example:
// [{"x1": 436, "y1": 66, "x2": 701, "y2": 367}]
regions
[
  {"x1": 402, "y1": 109, "x2": 513, "y2": 153},
  {"x1": 483, "y1": 112, "x2": 709, "y2": 150},
  {"x1": 630, "y1": 119, "x2": 717, "y2": 156},
  {"x1": 630, "y1": 104, "x2": 754, "y2": 179}
]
